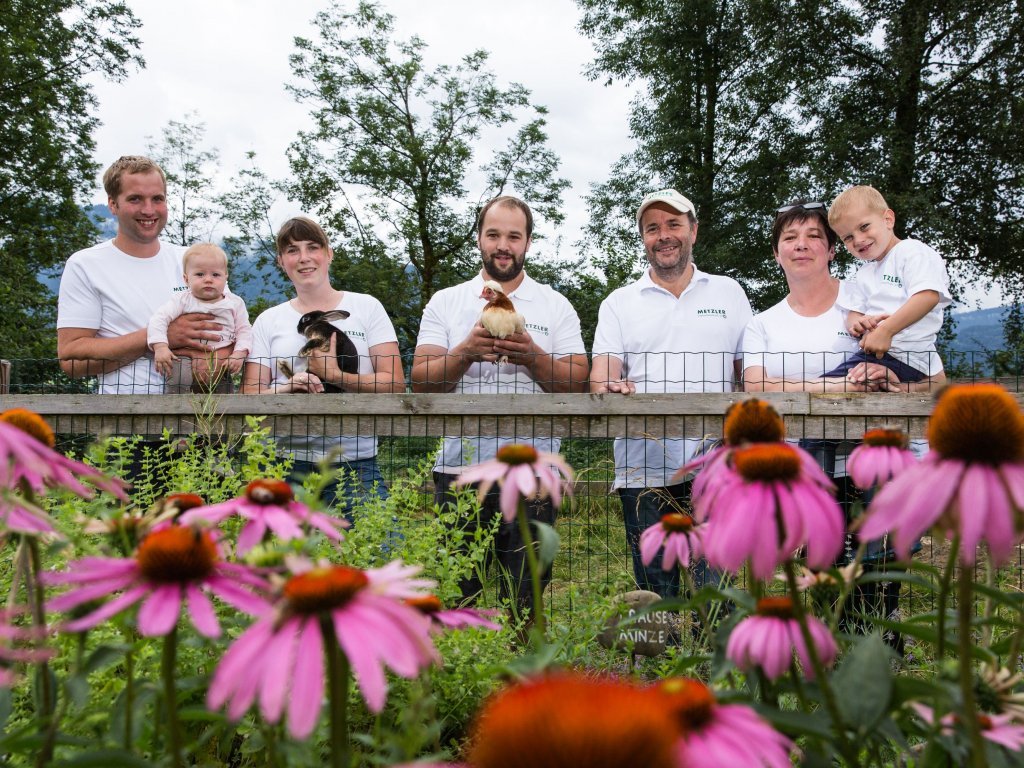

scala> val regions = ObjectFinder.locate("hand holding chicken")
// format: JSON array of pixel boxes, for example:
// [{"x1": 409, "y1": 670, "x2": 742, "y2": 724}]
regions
[{"x1": 478, "y1": 280, "x2": 527, "y2": 365}]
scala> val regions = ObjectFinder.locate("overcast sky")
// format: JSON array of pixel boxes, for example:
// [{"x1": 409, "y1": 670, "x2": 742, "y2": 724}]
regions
[{"x1": 89, "y1": 0, "x2": 639, "y2": 257}]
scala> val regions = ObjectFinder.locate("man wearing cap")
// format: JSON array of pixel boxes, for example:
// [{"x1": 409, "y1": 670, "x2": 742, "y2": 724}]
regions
[{"x1": 590, "y1": 189, "x2": 752, "y2": 598}]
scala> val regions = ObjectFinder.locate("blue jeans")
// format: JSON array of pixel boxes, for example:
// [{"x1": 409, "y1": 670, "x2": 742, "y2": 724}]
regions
[
  {"x1": 289, "y1": 457, "x2": 388, "y2": 526},
  {"x1": 618, "y1": 482, "x2": 719, "y2": 599}
]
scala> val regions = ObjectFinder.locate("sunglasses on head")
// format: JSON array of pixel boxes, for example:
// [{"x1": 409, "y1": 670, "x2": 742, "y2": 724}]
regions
[{"x1": 776, "y1": 201, "x2": 827, "y2": 215}]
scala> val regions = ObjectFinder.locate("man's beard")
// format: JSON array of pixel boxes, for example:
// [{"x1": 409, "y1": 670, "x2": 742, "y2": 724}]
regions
[
  {"x1": 646, "y1": 239, "x2": 692, "y2": 280},
  {"x1": 482, "y1": 250, "x2": 525, "y2": 282}
]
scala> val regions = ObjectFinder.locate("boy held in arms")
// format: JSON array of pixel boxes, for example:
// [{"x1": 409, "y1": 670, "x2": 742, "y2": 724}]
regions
[
  {"x1": 825, "y1": 185, "x2": 951, "y2": 386},
  {"x1": 148, "y1": 243, "x2": 252, "y2": 393}
]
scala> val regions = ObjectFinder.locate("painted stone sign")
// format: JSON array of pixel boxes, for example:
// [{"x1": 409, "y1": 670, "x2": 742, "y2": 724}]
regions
[{"x1": 597, "y1": 590, "x2": 675, "y2": 657}]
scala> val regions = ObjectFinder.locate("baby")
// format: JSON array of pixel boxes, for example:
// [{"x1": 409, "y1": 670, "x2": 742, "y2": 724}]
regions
[
  {"x1": 148, "y1": 243, "x2": 252, "y2": 393},
  {"x1": 825, "y1": 186, "x2": 951, "y2": 385}
]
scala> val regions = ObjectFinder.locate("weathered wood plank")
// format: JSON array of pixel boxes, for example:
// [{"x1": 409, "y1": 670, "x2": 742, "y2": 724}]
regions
[{"x1": 0, "y1": 389, "x2": 1006, "y2": 440}]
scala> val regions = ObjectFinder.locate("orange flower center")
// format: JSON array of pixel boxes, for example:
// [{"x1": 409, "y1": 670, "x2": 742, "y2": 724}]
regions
[
  {"x1": 245, "y1": 479, "x2": 294, "y2": 505},
  {"x1": 136, "y1": 527, "x2": 218, "y2": 583},
  {"x1": 283, "y1": 566, "x2": 369, "y2": 614},
  {"x1": 405, "y1": 594, "x2": 443, "y2": 614},
  {"x1": 660, "y1": 512, "x2": 696, "y2": 533},
  {"x1": 928, "y1": 384, "x2": 1024, "y2": 464},
  {"x1": 657, "y1": 677, "x2": 716, "y2": 730},
  {"x1": 160, "y1": 493, "x2": 206, "y2": 515},
  {"x1": 978, "y1": 714, "x2": 993, "y2": 731},
  {"x1": 724, "y1": 399, "x2": 785, "y2": 445},
  {"x1": 733, "y1": 443, "x2": 800, "y2": 482},
  {"x1": 862, "y1": 428, "x2": 908, "y2": 448},
  {"x1": 0, "y1": 408, "x2": 56, "y2": 448},
  {"x1": 469, "y1": 675, "x2": 678, "y2": 768},
  {"x1": 496, "y1": 444, "x2": 539, "y2": 465},
  {"x1": 756, "y1": 596, "x2": 795, "y2": 619}
]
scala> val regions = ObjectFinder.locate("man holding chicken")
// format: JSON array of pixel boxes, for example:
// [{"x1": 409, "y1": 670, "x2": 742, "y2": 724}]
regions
[
  {"x1": 412, "y1": 195, "x2": 589, "y2": 617},
  {"x1": 591, "y1": 189, "x2": 753, "y2": 599}
]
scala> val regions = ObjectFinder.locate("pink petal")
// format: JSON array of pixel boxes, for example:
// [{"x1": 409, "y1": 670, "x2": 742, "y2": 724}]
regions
[
  {"x1": 62, "y1": 584, "x2": 150, "y2": 632},
  {"x1": 287, "y1": 619, "x2": 325, "y2": 739},
  {"x1": 258, "y1": 620, "x2": 299, "y2": 723},
  {"x1": 185, "y1": 583, "x2": 220, "y2": 638},
  {"x1": 137, "y1": 584, "x2": 183, "y2": 637}
]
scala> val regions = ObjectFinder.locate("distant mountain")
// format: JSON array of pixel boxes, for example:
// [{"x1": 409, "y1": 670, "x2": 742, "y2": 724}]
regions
[
  {"x1": 948, "y1": 306, "x2": 1005, "y2": 354},
  {"x1": 40, "y1": 205, "x2": 289, "y2": 307}
]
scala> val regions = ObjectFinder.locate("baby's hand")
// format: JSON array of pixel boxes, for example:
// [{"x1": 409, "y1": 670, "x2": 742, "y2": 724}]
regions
[
  {"x1": 154, "y1": 347, "x2": 178, "y2": 378},
  {"x1": 225, "y1": 356, "x2": 244, "y2": 375},
  {"x1": 860, "y1": 324, "x2": 894, "y2": 358}
]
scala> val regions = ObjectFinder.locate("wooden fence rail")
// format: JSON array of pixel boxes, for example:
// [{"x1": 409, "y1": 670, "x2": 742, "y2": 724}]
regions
[{"x1": 0, "y1": 391, "x2": 952, "y2": 441}]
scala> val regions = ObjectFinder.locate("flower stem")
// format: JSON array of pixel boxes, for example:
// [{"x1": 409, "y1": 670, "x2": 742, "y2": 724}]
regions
[
  {"x1": 324, "y1": 619, "x2": 351, "y2": 768},
  {"x1": 937, "y1": 535, "x2": 960, "y2": 660},
  {"x1": 162, "y1": 626, "x2": 184, "y2": 768},
  {"x1": 25, "y1": 535, "x2": 56, "y2": 768},
  {"x1": 829, "y1": 540, "x2": 867, "y2": 633},
  {"x1": 515, "y1": 501, "x2": 546, "y2": 640},
  {"x1": 957, "y1": 574, "x2": 986, "y2": 767},
  {"x1": 785, "y1": 560, "x2": 860, "y2": 767},
  {"x1": 124, "y1": 641, "x2": 135, "y2": 751}
]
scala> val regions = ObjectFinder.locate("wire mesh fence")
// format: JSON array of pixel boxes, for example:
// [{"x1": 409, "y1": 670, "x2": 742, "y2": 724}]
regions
[{"x1": 4, "y1": 360, "x2": 1022, "y2": 623}]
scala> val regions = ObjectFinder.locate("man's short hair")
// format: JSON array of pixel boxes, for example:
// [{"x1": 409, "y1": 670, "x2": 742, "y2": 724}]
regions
[
  {"x1": 828, "y1": 185, "x2": 890, "y2": 228},
  {"x1": 103, "y1": 156, "x2": 167, "y2": 199},
  {"x1": 275, "y1": 216, "x2": 331, "y2": 254},
  {"x1": 772, "y1": 199, "x2": 837, "y2": 252},
  {"x1": 183, "y1": 242, "x2": 228, "y2": 272},
  {"x1": 476, "y1": 195, "x2": 534, "y2": 239}
]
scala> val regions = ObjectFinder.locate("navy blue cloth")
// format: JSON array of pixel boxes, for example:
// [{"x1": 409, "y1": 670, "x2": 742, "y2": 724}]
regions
[{"x1": 822, "y1": 350, "x2": 926, "y2": 382}]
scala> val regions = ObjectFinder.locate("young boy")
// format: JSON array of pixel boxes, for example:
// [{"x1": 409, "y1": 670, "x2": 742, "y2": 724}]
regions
[
  {"x1": 148, "y1": 243, "x2": 252, "y2": 393},
  {"x1": 825, "y1": 185, "x2": 951, "y2": 384}
]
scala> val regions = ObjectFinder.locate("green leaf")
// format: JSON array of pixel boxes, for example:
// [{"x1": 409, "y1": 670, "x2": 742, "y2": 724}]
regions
[
  {"x1": 832, "y1": 633, "x2": 893, "y2": 732},
  {"x1": 84, "y1": 644, "x2": 132, "y2": 674},
  {"x1": 51, "y1": 750, "x2": 155, "y2": 768},
  {"x1": 531, "y1": 520, "x2": 560, "y2": 570}
]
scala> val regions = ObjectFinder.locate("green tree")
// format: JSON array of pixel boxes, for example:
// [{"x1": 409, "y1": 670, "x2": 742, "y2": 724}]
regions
[
  {"x1": 817, "y1": 1, "x2": 1024, "y2": 293},
  {"x1": 147, "y1": 113, "x2": 221, "y2": 246},
  {"x1": 576, "y1": 0, "x2": 858, "y2": 310},
  {"x1": 0, "y1": 0, "x2": 142, "y2": 388},
  {"x1": 285, "y1": 0, "x2": 570, "y2": 350}
]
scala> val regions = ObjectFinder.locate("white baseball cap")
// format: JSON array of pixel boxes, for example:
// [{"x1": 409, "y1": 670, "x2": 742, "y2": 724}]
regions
[{"x1": 636, "y1": 189, "x2": 697, "y2": 225}]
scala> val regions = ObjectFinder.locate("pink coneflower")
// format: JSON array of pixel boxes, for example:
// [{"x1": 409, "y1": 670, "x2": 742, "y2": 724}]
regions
[
  {"x1": 655, "y1": 677, "x2": 796, "y2": 768},
  {"x1": 640, "y1": 512, "x2": 706, "y2": 571},
  {"x1": 44, "y1": 524, "x2": 270, "y2": 637},
  {"x1": 674, "y1": 398, "x2": 786, "y2": 496},
  {"x1": 700, "y1": 443, "x2": 844, "y2": 578},
  {"x1": 726, "y1": 596, "x2": 838, "y2": 680},
  {"x1": 0, "y1": 607, "x2": 54, "y2": 688},
  {"x1": 405, "y1": 595, "x2": 502, "y2": 632},
  {"x1": 911, "y1": 703, "x2": 1024, "y2": 751},
  {"x1": 455, "y1": 444, "x2": 574, "y2": 522},
  {"x1": 468, "y1": 673, "x2": 679, "y2": 768},
  {"x1": 847, "y1": 428, "x2": 917, "y2": 490},
  {"x1": 180, "y1": 479, "x2": 347, "y2": 554},
  {"x1": 207, "y1": 560, "x2": 440, "y2": 739},
  {"x1": 0, "y1": 409, "x2": 127, "y2": 535},
  {"x1": 858, "y1": 384, "x2": 1024, "y2": 566}
]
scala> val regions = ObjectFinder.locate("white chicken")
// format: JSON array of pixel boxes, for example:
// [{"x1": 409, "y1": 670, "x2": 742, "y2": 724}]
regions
[{"x1": 479, "y1": 280, "x2": 525, "y2": 365}]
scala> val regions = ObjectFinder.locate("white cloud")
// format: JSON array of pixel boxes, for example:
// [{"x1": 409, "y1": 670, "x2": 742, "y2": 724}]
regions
[{"x1": 90, "y1": 0, "x2": 639, "y2": 254}]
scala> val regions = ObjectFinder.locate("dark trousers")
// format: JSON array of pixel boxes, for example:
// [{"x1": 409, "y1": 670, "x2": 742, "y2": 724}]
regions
[
  {"x1": 434, "y1": 471, "x2": 556, "y2": 613},
  {"x1": 618, "y1": 481, "x2": 720, "y2": 600},
  {"x1": 822, "y1": 350, "x2": 926, "y2": 382}
]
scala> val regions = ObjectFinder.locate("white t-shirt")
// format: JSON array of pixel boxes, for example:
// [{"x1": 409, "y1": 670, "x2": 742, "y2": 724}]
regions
[
  {"x1": 839, "y1": 239, "x2": 950, "y2": 375},
  {"x1": 592, "y1": 265, "x2": 753, "y2": 488},
  {"x1": 57, "y1": 239, "x2": 187, "y2": 394},
  {"x1": 742, "y1": 288, "x2": 860, "y2": 381},
  {"x1": 416, "y1": 271, "x2": 586, "y2": 472},
  {"x1": 249, "y1": 292, "x2": 398, "y2": 463}
]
